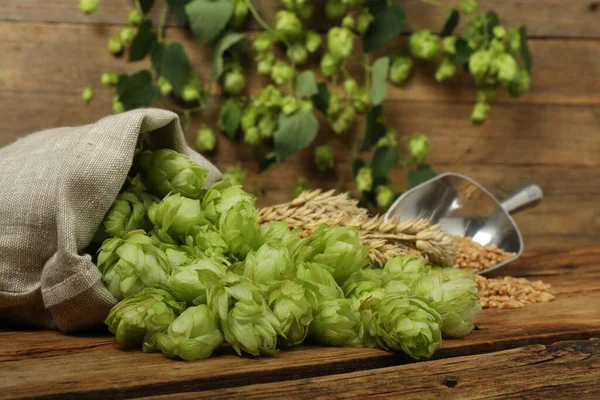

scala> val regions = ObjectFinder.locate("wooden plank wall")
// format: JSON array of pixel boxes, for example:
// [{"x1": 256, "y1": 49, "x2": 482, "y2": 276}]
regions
[{"x1": 0, "y1": 1, "x2": 599, "y2": 247}]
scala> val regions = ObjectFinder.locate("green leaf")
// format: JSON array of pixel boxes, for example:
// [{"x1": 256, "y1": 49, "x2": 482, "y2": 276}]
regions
[
  {"x1": 407, "y1": 163, "x2": 437, "y2": 189},
  {"x1": 360, "y1": 105, "x2": 386, "y2": 152},
  {"x1": 364, "y1": 4, "x2": 404, "y2": 52},
  {"x1": 371, "y1": 147, "x2": 398, "y2": 180},
  {"x1": 312, "y1": 82, "x2": 330, "y2": 114},
  {"x1": 211, "y1": 32, "x2": 246, "y2": 78},
  {"x1": 370, "y1": 56, "x2": 390, "y2": 106},
  {"x1": 295, "y1": 71, "x2": 318, "y2": 98},
  {"x1": 455, "y1": 38, "x2": 473, "y2": 70},
  {"x1": 151, "y1": 43, "x2": 191, "y2": 92},
  {"x1": 185, "y1": 0, "x2": 234, "y2": 44},
  {"x1": 117, "y1": 70, "x2": 161, "y2": 110},
  {"x1": 167, "y1": 0, "x2": 193, "y2": 25},
  {"x1": 441, "y1": 9, "x2": 460, "y2": 37},
  {"x1": 129, "y1": 19, "x2": 156, "y2": 62},
  {"x1": 519, "y1": 25, "x2": 533, "y2": 73},
  {"x1": 273, "y1": 111, "x2": 319, "y2": 161},
  {"x1": 219, "y1": 103, "x2": 242, "y2": 138},
  {"x1": 139, "y1": 0, "x2": 155, "y2": 14},
  {"x1": 352, "y1": 158, "x2": 365, "y2": 178}
]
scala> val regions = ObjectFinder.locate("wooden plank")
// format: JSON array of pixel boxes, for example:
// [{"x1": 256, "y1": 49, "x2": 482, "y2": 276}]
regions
[
  {"x1": 166, "y1": 339, "x2": 600, "y2": 399},
  {"x1": 0, "y1": 22, "x2": 599, "y2": 106},
  {"x1": 0, "y1": 246, "x2": 599, "y2": 399},
  {"x1": 1, "y1": 0, "x2": 599, "y2": 38}
]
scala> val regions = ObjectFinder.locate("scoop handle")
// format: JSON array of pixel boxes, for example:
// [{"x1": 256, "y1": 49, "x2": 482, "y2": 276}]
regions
[{"x1": 500, "y1": 184, "x2": 544, "y2": 214}]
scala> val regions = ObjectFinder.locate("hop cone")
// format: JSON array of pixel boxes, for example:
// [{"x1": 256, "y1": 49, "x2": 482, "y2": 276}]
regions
[
  {"x1": 139, "y1": 149, "x2": 208, "y2": 199},
  {"x1": 201, "y1": 181, "x2": 255, "y2": 224},
  {"x1": 308, "y1": 226, "x2": 369, "y2": 285},
  {"x1": 103, "y1": 191, "x2": 157, "y2": 237},
  {"x1": 157, "y1": 243, "x2": 193, "y2": 268},
  {"x1": 259, "y1": 221, "x2": 301, "y2": 246},
  {"x1": 167, "y1": 259, "x2": 228, "y2": 306},
  {"x1": 342, "y1": 269, "x2": 386, "y2": 307},
  {"x1": 97, "y1": 230, "x2": 171, "y2": 300},
  {"x1": 218, "y1": 202, "x2": 263, "y2": 260},
  {"x1": 411, "y1": 270, "x2": 481, "y2": 338},
  {"x1": 266, "y1": 280, "x2": 316, "y2": 346},
  {"x1": 243, "y1": 243, "x2": 295, "y2": 284},
  {"x1": 361, "y1": 294, "x2": 442, "y2": 360},
  {"x1": 148, "y1": 193, "x2": 206, "y2": 238},
  {"x1": 182, "y1": 225, "x2": 229, "y2": 259},
  {"x1": 105, "y1": 286, "x2": 184, "y2": 352},
  {"x1": 309, "y1": 298, "x2": 361, "y2": 346},
  {"x1": 155, "y1": 305, "x2": 224, "y2": 360},
  {"x1": 295, "y1": 262, "x2": 344, "y2": 302},
  {"x1": 380, "y1": 255, "x2": 431, "y2": 287}
]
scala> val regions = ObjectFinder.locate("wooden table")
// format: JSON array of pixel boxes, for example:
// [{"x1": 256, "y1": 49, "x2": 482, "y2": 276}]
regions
[{"x1": 1, "y1": 246, "x2": 599, "y2": 399}]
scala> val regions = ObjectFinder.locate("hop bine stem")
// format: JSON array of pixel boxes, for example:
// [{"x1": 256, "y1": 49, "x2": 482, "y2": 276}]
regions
[{"x1": 157, "y1": 3, "x2": 169, "y2": 43}]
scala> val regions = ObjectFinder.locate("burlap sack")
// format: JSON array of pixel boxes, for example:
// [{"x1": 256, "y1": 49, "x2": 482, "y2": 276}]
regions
[{"x1": 0, "y1": 109, "x2": 221, "y2": 332}]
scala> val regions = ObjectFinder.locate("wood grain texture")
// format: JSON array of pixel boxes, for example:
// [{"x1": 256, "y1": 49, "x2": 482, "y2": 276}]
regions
[
  {"x1": 160, "y1": 339, "x2": 600, "y2": 400},
  {"x1": 1, "y1": 0, "x2": 600, "y2": 38},
  {"x1": 1, "y1": 246, "x2": 599, "y2": 399}
]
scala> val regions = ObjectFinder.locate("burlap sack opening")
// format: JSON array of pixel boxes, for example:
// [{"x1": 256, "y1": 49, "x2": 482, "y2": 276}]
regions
[{"x1": 0, "y1": 109, "x2": 222, "y2": 332}]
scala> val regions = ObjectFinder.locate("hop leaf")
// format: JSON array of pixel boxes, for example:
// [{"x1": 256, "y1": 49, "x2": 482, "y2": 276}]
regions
[
  {"x1": 310, "y1": 298, "x2": 361, "y2": 346},
  {"x1": 105, "y1": 286, "x2": 184, "y2": 352},
  {"x1": 97, "y1": 230, "x2": 172, "y2": 300},
  {"x1": 155, "y1": 305, "x2": 223, "y2": 360},
  {"x1": 139, "y1": 149, "x2": 208, "y2": 199},
  {"x1": 266, "y1": 280, "x2": 316, "y2": 346},
  {"x1": 167, "y1": 259, "x2": 228, "y2": 305},
  {"x1": 361, "y1": 294, "x2": 443, "y2": 359}
]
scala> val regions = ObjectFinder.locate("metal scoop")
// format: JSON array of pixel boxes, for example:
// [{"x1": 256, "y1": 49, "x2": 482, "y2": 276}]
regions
[{"x1": 385, "y1": 172, "x2": 544, "y2": 274}]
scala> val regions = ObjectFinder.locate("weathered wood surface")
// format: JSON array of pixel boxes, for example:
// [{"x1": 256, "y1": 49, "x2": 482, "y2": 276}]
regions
[
  {"x1": 1, "y1": 246, "x2": 599, "y2": 399},
  {"x1": 0, "y1": 1, "x2": 599, "y2": 248}
]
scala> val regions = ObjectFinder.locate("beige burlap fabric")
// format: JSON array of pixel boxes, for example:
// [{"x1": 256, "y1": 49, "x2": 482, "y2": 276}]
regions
[{"x1": 0, "y1": 109, "x2": 221, "y2": 332}]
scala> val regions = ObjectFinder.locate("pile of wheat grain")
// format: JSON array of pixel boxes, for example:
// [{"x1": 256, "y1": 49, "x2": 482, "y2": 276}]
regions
[{"x1": 258, "y1": 190, "x2": 554, "y2": 309}]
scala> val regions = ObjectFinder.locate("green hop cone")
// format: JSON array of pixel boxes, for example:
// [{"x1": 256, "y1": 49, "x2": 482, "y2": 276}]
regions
[
  {"x1": 155, "y1": 305, "x2": 223, "y2": 360},
  {"x1": 409, "y1": 30, "x2": 440, "y2": 61},
  {"x1": 382, "y1": 255, "x2": 430, "y2": 283},
  {"x1": 201, "y1": 180, "x2": 255, "y2": 224},
  {"x1": 356, "y1": 8, "x2": 374, "y2": 34},
  {"x1": 258, "y1": 113, "x2": 278, "y2": 138},
  {"x1": 229, "y1": 0, "x2": 249, "y2": 28},
  {"x1": 255, "y1": 84, "x2": 283, "y2": 108},
  {"x1": 314, "y1": 145, "x2": 335, "y2": 172},
  {"x1": 468, "y1": 50, "x2": 492, "y2": 82},
  {"x1": 342, "y1": 15, "x2": 354, "y2": 29},
  {"x1": 196, "y1": 126, "x2": 217, "y2": 152},
  {"x1": 320, "y1": 52, "x2": 340, "y2": 78},
  {"x1": 267, "y1": 280, "x2": 316, "y2": 346},
  {"x1": 108, "y1": 36, "x2": 122, "y2": 54},
  {"x1": 356, "y1": 167, "x2": 373, "y2": 192},
  {"x1": 182, "y1": 224, "x2": 230, "y2": 259},
  {"x1": 361, "y1": 294, "x2": 443, "y2": 359},
  {"x1": 82, "y1": 86, "x2": 94, "y2": 104},
  {"x1": 300, "y1": 99, "x2": 313, "y2": 112},
  {"x1": 471, "y1": 100, "x2": 490, "y2": 125},
  {"x1": 148, "y1": 193, "x2": 206, "y2": 238},
  {"x1": 327, "y1": 27, "x2": 354, "y2": 61},
  {"x1": 409, "y1": 134, "x2": 429, "y2": 163},
  {"x1": 275, "y1": 10, "x2": 303, "y2": 42},
  {"x1": 157, "y1": 76, "x2": 173, "y2": 96},
  {"x1": 505, "y1": 28, "x2": 521, "y2": 55},
  {"x1": 105, "y1": 286, "x2": 185, "y2": 351},
  {"x1": 411, "y1": 271, "x2": 481, "y2": 338},
  {"x1": 101, "y1": 72, "x2": 119, "y2": 87},
  {"x1": 435, "y1": 57, "x2": 457, "y2": 82},
  {"x1": 375, "y1": 185, "x2": 395, "y2": 209},
  {"x1": 256, "y1": 53, "x2": 275, "y2": 75},
  {"x1": 342, "y1": 269, "x2": 385, "y2": 305},
  {"x1": 160, "y1": 245, "x2": 193, "y2": 268},
  {"x1": 287, "y1": 43, "x2": 309, "y2": 65},
  {"x1": 389, "y1": 54, "x2": 413, "y2": 85},
  {"x1": 281, "y1": 96, "x2": 298, "y2": 116},
  {"x1": 218, "y1": 201, "x2": 263, "y2": 260},
  {"x1": 243, "y1": 243, "x2": 294, "y2": 284},
  {"x1": 490, "y1": 53, "x2": 518, "y2": 86},
  {"x1": 253, "y1": 33, "x2": 272, "y2": 52},
  {"x1": 112, "y1": 96, "x2": 125, "y2": 113},
  {"x1": 295, "y1": 262, "x2": 344, "y2": 302},
  {"x1": 376, "y1": 128, "x2": 398, "y2": 148},
  {"x1": 167, "y1": 258, "x2": 228, "y2": 305},
  {"x1": 325, "y1": 0, "x2": 347, "y2": 19},
  {"x1": 271, "y1": 61, "x2": 294, "y2": 86},
  {"x1": 181, "y1": 85, "x2": 200, "y2": 102},
  {"x1": 460, "y1": 0, "x2": 478, "y2": 15},
  {"x1": 293, "y1": 177, "x2": 312, "y2": 197},
  {"x1": 259, "y1": 221, "x2": 302, "y2": 247},
  {"x1": 310, "y1": 298, "x2": 361, "y2": 346},
  {"x1": 127, "y1": 9, "x2": 143, "y2": 26},
  {"x1": 442, "y1": 36, "x2": 457, "y2": 55},
  {"x1": 331, "y1": 105, "x2": 356, "y2": 134},
  {"x1": 305, "y1": 31, "x2": 322, "y2": 53},
  {"x1": 508, "y1": 68, "x2": 531, "y2": 98},
  {"x1": 79, "y1": 0, "x2": 99, "y2": 14},
  {"x1": 308, "y1": 226, "x2": 369, "y2": 285},
  {"x1": 222, "y1": 164, "x2": 247, "y2": 186},
  {"x1": 120, "y1": 27, "x2": 136, "y2": 44},
  {"x1": 240, "y1": 106, "x2": 258, "y2": 130},
  {"x1": 102, "y1": 191, "x2": 157, "y2": 237},
  {"x1": 223, "y1": 68, "x2": 246, "y2": 96},
  {"x1": 493, "y1": 25, "x2": 507, "y2": 39},
  {"x1": 97, "y1": 230, "x2": 172, "y2": 300},
  {"x1": 244, "y1": 127, "x2": 260, "y2": 145},
  {"x1": 343, "y1": 78, "x2": 360, "y2": 97},
  {"x1": 138, "y1": 149, "x2": 208, "y2": 199}
]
